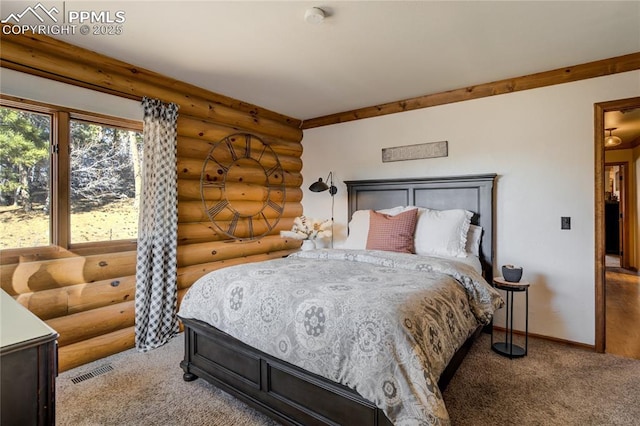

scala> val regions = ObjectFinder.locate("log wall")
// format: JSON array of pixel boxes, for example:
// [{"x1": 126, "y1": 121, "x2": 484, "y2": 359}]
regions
[{"x1": 0, "y1": 30, "x2": 304, "y2": 371}]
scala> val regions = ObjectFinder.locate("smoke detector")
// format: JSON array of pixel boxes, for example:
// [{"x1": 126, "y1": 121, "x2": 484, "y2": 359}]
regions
[{"x1": 304, "y1": 7, "x2": 325, "y2": 24}]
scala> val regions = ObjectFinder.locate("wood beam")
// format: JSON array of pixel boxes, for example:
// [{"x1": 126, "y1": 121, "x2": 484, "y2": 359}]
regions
[{"x1": 302, "y1": 52, "x2": 640, "y2": 129}]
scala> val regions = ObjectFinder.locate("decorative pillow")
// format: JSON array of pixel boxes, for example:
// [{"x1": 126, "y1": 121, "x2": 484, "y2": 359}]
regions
[
  {"x1": 343, "y1": 206, "x2": 416, "y2": 249},
  {"x1": 414, "y1": 208, "x2": 473, "y2": 257},
  {"x1": 466, "y1": 224, "x2": 483, "y2": 257},
  {"x1": 366, "y1": 208, "x2": 418, "y2": 253}
]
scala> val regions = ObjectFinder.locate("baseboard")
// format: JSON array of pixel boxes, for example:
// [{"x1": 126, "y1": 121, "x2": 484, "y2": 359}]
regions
[{"x1": 492, "y1": 326, "x2": 595, "y2": 351}]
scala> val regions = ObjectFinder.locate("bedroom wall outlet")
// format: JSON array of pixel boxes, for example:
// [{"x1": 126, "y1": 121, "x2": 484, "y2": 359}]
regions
[{"x1": 561, "y1": 217, "x2": 571, "y2": 230}]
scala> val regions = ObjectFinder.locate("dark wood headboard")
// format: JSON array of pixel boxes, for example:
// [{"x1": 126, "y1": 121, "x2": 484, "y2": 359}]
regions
[{"x1": 345, "y1": 174, "x2": 496, "y2": 281}]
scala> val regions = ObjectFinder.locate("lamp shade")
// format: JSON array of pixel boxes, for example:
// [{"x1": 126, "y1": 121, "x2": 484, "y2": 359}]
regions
[
  {"x1": 604, "y1": 128, "x2": 622, "y2": 147},
  {"x1": 309, "y1": 178, "x2": 329, "y2": 192},
  {"x1": 604, "y1": 135, "x2": 622, "y2": 147}
]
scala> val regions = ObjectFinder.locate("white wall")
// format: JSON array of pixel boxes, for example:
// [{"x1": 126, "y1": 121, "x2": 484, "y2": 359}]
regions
[
  {"x1": 0, "y1": 68, "x2": 142, "y2": 120},
  {"x1": 301, "y1": 71, "x2": 640, "y2": 345}
]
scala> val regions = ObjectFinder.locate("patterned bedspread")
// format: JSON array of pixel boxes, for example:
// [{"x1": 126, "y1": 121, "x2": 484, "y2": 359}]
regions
[{"x1": 178, "y1": 249, "x2": 503, "y2": 425}]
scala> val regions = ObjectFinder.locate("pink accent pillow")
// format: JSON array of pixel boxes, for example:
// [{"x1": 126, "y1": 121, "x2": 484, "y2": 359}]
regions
[{"x1": 366, "y1": 209, "x2": 418, "y2": 253}]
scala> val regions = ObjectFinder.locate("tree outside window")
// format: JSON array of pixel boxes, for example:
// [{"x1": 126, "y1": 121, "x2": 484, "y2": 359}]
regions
[{"x1": 0, "y1": 106, "x2": 51, "y2": 247}]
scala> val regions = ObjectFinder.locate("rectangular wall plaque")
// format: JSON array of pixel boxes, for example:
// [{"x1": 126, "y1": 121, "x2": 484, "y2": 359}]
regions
[{"x1": 382, "y1": 141, "x2": 448, "y2": 163}]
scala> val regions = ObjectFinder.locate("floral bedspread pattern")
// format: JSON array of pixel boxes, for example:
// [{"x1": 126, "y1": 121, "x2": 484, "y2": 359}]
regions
[{"x1": 179, "y1": 249, "x2": 503, "y2": 426}]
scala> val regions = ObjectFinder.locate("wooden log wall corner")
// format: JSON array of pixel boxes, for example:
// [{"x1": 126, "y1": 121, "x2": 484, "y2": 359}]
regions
[{"x1": 0, "y1": 30, "x2": 304, "y2": 372}]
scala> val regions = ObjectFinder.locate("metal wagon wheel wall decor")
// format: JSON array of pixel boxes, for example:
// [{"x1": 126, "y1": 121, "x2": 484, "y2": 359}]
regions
[{"x1": 201, "y1": 133, "x2": 286, "y2": 240}]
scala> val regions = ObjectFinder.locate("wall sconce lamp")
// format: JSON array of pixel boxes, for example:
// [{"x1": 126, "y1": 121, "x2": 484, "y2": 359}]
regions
[
  {"x1": 309, "y1": 171, "x2": 337, "y2": 196},
  {"x1": 308, "y1": 171, "x2": 337, "y2": 247}
]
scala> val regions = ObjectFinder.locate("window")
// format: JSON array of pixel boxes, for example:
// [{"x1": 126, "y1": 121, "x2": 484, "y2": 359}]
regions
[
  {"x1": 0, "y1": 106, "x2": 51, "y2": 248},
  {"x1": 0, "y1": 97, "x2": 143, "y2": 252},
  {"x1": 69, "y1": 117, "x2": 142, "y2": 244}
]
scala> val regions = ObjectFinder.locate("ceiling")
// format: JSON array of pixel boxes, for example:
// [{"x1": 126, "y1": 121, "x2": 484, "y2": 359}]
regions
[
  {"x1": 3, "y1": 1, "x2": 640, "y2": 122},
  {"x1": 605, "y1": 108, "x2": 640, "y2": 151}
]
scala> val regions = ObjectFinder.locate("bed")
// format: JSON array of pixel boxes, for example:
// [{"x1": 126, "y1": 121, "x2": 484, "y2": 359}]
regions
[{"x1": 179, "y1": 174, "x2": 500, "y2": 426}]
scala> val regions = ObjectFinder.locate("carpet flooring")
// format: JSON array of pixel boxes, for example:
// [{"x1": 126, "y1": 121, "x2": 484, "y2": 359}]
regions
[{"x1": 57, "y1": 332, "x2": 640, "y2": 425}]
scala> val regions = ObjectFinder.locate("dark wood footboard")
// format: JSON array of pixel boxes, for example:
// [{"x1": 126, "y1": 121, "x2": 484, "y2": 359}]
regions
[{"x1": 180, "y1": 316, "x2": 481, "y2": 426}]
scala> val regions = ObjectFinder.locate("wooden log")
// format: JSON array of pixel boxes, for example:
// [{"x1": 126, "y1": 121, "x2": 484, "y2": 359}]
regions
[
  {"x1": 177, "y1": 219, "x2": 283, "y2": 244},
  {"x1": 178, "y1": 179, "x2": 302, "y2": 203},
  {"x1": 178, "y1": 200, "x2": 302, "y2": 223},
  {"x1": 177, "y1": 136, "x2": 303, "y2": 171},
  {"x1": 65, "y1": 276, "x2": 136, "y2": 314},
  {"x1": 57, "y1": 326, "x2": 135, "y2": 372},
  {"x1": 177, "y1": 217, "x2": 294, "y2": 245},
  {"x1": 177, "y1": 116, "x2": 303, "y2": 157},
  {"x1": 58, "y1": 288, "x2": 189, "y2": 372},
  {"x1": 0, "y1": 36, "x2": 303, "y2": 142},
  {"x1": 0, "y1": 245, "x2": 78, "y2": 266},
  {"x1": 0, "y1": 241, "x2": 136, "y2": 282},
  {"x1": 1, "y1": 257, "x2": 88, "y2": 295},
  {"x1": 176, "y1": 248, "x2": 298, "y2": 290},
  {"x1": 13, "y1": 284, "x2": 69, "y2": 320},
  {"x1": 180, "y1": 179, "x2": 274, "y2": 202},
  {"x1": 177, "y1": 138, "x2": 302, "y2": 173},
  {"x1": 0, "y1": 251, "x2": 137, "y2": 295},
  {"x1": 47, "y1": 301, "x2": 135, "y2": 346},
  {"x1": 14, "y1": 275, "x2": 136, "y2": 320},
  {"x1": 1, "y1": 255, "x2": 86, "y2": 294},
  {"x1": 177, "y1": 235, "x2": 302, "y2": 268},
  {"x1": 195, "y1": 123, "x2": 301, "y2": 160},
  {"x1": 80, "y1": 251, "x2": 137, "y2": 282},
  {"x1": 1, "y1": 263, "x2": 19, "y2": 293},
  {"x1": 177, "y1": 113, "x2": 302, "y2": 146},
  {"x1": 178, "y1": 158, "x2": 302, "y2": 188}
]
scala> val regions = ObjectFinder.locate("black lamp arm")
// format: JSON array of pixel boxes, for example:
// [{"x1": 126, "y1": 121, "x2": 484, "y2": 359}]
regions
[
  {"x1": 326, "y1": 171, "x2": 337, "y2": 196},
  {"x1": 309, "y1": 171, "x2": 338, "y2": 195}
]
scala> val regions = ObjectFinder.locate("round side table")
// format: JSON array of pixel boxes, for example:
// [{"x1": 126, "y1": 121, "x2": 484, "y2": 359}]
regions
[{"x1": 491, "y1": 277, "x2": 530, "y2": 358}]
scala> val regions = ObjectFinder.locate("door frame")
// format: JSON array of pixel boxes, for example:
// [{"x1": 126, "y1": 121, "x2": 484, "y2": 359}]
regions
[{"x1": 594, "y1": 96, "x2": 640, "y2": 353}]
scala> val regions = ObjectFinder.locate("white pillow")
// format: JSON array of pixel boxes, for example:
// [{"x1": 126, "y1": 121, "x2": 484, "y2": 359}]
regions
[
  {"x1": 465, "y1": 224, "x2": 483, "y2": 257},
  {"x1": 414, "y1": 208, "x2": 473, "y2": 258},
  {"x1": 343, "y1": 210, "x2": 370, "y2": 249},
  {"x1": 343, "y1": 206, "x2": 416, "y2": 249}
]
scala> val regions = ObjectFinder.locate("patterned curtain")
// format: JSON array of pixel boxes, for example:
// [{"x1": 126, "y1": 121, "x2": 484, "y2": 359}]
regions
[{"x1": 134, "y1": 97, "x2": 180, "y2": 351}]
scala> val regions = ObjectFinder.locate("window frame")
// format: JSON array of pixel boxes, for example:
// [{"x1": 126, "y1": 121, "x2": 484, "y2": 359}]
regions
[{"x1": 0, "y1": 95, "x2": 143, "y2": 262}]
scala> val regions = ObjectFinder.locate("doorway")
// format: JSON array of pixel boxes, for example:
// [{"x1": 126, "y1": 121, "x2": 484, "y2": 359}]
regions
[
  {"x1": 594, "y1": 97, "x2": 640, "y2": 358},
  {"x1": 604, "y1": 163, "x2": 628, "y2": 269}
]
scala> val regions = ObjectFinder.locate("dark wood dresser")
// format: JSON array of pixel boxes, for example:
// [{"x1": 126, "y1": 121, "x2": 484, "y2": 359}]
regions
[{"x1": 1, "y1": 290, "x2": 58, "y2": 426}]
